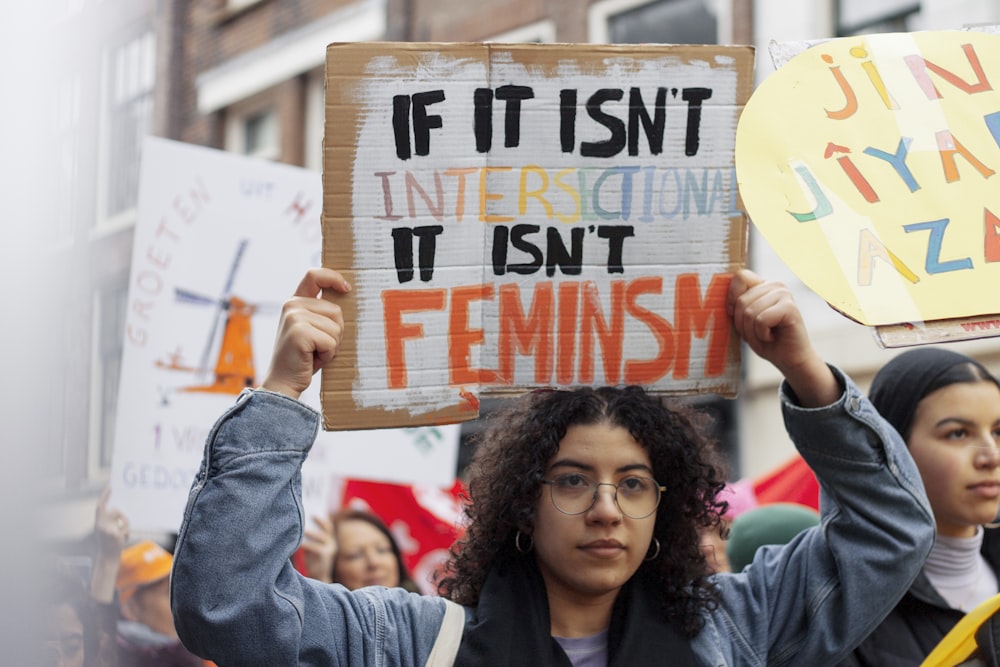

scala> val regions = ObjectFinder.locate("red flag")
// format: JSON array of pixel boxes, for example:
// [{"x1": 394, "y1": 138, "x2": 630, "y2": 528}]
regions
[{"x1": 752, "y1": 455, "x2": 820, "y2": 511}]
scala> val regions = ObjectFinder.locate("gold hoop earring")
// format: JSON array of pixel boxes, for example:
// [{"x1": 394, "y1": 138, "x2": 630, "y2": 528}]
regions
[
  {"x1": 644, "y1": 538, "x2": 660, "y2": 561},
  {"x1": 515, "y1": 530, "x2": 534, "y2": 554}
]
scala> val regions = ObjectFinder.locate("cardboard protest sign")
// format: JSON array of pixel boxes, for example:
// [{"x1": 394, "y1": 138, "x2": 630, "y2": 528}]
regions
[
  {"x1": 322, "y1": 42, "x2": 753, "y2": 430},
  {"x1": 112, "y1": 137, "x2": 460, "y2": 533},
  {"x1": 737, "y1": 31, "x2": 1000, "y2": 342}
]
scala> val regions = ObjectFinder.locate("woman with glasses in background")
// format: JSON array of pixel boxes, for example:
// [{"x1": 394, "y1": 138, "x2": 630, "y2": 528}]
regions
[
  {"x1": 171, "y1": 267, "x2": 935, "y2": 666},
  {"x1": 300, "y1": 508, "x2": 420, "y2": 592}
]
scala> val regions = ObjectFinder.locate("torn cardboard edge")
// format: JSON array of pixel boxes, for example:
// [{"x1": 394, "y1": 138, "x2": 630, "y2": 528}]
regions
[{"x1": 874, "y1": 313, "x2": 1000, "y2": 347}]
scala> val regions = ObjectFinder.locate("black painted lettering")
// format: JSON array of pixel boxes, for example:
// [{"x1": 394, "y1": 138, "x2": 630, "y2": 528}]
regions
[
  {"x1": 496, "y1": 85, "x2": 534, "y2": 148},
  {"x1": 581, "y1": 89, "x2": 626, "y2": 158},
  {"x1": 560, "y1": 89, "x2": 577, "y2": 153},
  {"x1": 492, "y1": 225, "x2": 509, "y2": 275},
  {"x1": 391, "y1": 225, "x2": 444, "y2": 283},
  {"x1": 545, "y1": 226, "x2": 584, "y2": 277},
  {"x1": 474, "y1": 88, "x2": 493, "y2": 153},
  {"x1": 682, "y1": 88, "x2": 712, "y2": 156},
  {"x1": 412, "y1": 90, "x2": 446, "y2": 157},
  {"x1": 598, "y1": 225, "x2": 635, "y2": 274},
  {"x1": 508, "y1": 224, "x2": 544, "y2": 274},
  {"x1": 392, "y1": 95, "x2": 411, "y2": 160},
  {"x1": 628, "y1": 88, "x2": 666, "y2": 156}
]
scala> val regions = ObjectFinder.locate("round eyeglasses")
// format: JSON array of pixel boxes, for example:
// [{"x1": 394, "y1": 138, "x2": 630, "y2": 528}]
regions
[{"x1": 541, "y1": 472, "x2": 665, "y2": 519}]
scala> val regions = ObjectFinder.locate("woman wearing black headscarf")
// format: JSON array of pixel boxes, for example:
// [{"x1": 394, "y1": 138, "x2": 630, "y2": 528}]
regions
[{"x1": 838, "y1": 347, "x2": 1000, "y2": 667}]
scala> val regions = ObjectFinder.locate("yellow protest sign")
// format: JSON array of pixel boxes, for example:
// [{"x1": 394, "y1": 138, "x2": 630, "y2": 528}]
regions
[
  {"x1": 737, "y1": 31, "x2": 1000, "y2": 327},
  {"x1": 919, "y1": 592, "x2": 1000, "y2": 667}
]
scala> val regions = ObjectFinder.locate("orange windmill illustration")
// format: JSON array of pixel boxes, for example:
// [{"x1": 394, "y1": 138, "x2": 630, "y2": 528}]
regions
[{"x1": 157, "y1": 240, "x2": 268, "y2": 396}]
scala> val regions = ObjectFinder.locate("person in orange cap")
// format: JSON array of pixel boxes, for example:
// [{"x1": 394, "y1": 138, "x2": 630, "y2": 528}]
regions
[
  {"x1": 110, "y1": 539, "x2": 205, "y2": 666},
  {"x1": 115, "y1": 541, "x2": 175, "y2": 636},
  {"x1": 89, "y1": 489, "x2": 205, "y2": 667}
]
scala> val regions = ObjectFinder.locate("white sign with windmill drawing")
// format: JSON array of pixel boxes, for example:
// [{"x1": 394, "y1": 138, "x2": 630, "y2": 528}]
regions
[{"x1": 112, "y1": 137, "x2": 460, "y2": 534}]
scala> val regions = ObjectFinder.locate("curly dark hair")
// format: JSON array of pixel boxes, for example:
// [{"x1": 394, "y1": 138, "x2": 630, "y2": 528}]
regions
[{"x1": 436, "y1": 385, "x2": 729, "y2": 637}]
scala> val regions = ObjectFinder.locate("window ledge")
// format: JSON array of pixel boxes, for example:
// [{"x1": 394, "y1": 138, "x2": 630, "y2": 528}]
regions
[{"x1": 209, "y1": 0, "x2": 268, "y2": 26}]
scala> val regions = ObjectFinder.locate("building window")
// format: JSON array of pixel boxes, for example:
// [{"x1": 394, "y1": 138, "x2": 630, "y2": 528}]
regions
[
  {"x1": 101, "y1": 27, "x2": 156, "y2": 224},
  {"x1": 305, "y1": 69, "x2": 325, "y2": 171},
  {"x1": 590, "y1": 0, "x2": 720, "y2": 45},
  {"x1": 244, "y1": 110, "x2": 277, "y2": 156},
  {"x1": 226, "y1": 95, "x2": 281, "y2": 161},
  {"x1": 95, "y1": 283, "x2": 128, "y2": 471},
  {"x1": 837, "y1": 0, "x2": 921, "y2": 35}
]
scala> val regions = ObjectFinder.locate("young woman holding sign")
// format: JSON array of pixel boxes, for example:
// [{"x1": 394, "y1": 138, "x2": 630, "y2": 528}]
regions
[
  {"x1": 837, "y1": 347, "x2": 1000, "y2": 667},
  {"x1": 170, "y1": 267, "x2": 934, "y2": 666}
]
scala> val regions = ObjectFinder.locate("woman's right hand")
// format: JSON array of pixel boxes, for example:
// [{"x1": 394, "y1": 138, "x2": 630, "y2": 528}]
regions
[
  {"x1": 261, "y1": 268, "x2": 351, "y2": 399},
  {"x1": 727, "y1": 269, "x2": 839, "y2": 408}
]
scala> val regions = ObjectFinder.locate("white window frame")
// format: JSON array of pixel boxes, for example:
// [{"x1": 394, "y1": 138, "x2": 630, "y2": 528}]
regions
[
  {"x1": 227, "y1": 0, "x2": 265, "y2": 11},
  {"x1": 197, "y1": 0, "x2": 386, "y2": 115},
  {"x1": 88, "y1": 282, "x2": 127, "y2": 482},
  {"x1": 225, "y1": 92, "x2": 281, "y2": 161},
  {"x1": 486, "y1": 19, "x2": 556, "y2": 43},
  {"x1": 305, "y1": 67, "x2": 325, "y2": 172},
  {"x1": 94, "y1": 26, "x2": 157, "y2": 235}
]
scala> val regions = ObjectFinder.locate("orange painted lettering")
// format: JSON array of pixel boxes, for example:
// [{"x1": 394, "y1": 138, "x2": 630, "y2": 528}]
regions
[
  {"x1": 498, "y1": 282, "x2": 554, "y2": 384},
  {"x1": 556, "y1": 282, "x2": 580, "y2": 384},
  {"x1": 449, "y1": 284, "x2": 499, "y2": 385},
  {"x1": 382, "y1": 289, "x2": 447, "y2": 389},
  {"x1": 479, "y1": 166, "x2": 514, "y2": 223},
  {"x1": 905, "y1": 43, "x2": 992, "y2": 100},
  {"x1": 623, "y1": 277, "x2": 675, "y2": 384},
  {"x1": 578, "y1": 281, "x2": 625, "y2": 384},
  {"x1": 936, "y1": 129, "x2": 995, "y2": 183},
  {"x1": 986, "y1": 209, "x2": 1000, "y2": 263},
  {"x1": 673, "y1": 273, "x2": 731, "y2": 379}
]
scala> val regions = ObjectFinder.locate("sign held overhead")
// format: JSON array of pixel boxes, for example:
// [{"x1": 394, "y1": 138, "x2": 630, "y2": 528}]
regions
[{"x1": 322, "y1": 42, "x2": 753, "y2": 430}]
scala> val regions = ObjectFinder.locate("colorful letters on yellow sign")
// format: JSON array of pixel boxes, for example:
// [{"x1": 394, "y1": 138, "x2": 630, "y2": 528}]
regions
[{"x1": 736, "y1": 30, "x2": 1000, "y2": 326}]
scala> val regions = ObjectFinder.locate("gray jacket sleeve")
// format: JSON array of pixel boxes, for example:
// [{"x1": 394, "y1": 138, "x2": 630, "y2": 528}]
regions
[
  {"x1": 169, "y1": 389, "x2": 448, "y2": 667},
  {"x1": 696, "y1": 366, "x2": 936, "y2": 667}
]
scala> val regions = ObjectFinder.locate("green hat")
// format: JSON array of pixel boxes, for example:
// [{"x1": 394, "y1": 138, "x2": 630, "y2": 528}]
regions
[{"x1": 726, "y1": 503, "x2": 820, "y2": 572}]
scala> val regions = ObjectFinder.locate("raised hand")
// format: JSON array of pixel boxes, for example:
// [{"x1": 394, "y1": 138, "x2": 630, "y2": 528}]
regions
[
  {"x1": 301, "y1": 514, "x2": 338, "y2": 584},
  {"x1": 262, "y1": 268, "x2": 352, "y2": 399},
  {"x1": 90, "y1": 486, "x2": 129, "y2": 603},
  {"x1": 727, "y1": 269, "x2": 838, "y2": 407}
]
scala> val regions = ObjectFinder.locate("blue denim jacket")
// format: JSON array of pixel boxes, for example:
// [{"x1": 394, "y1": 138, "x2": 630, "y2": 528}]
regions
[{"x1": 171, "y1": 367, "x2": 934, "y2": 666}]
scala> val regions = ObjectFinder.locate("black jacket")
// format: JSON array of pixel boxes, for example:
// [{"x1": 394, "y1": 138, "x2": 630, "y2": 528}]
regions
[{"x1": 837, "y1": 528, "x2": 1000, "y2": 666}]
